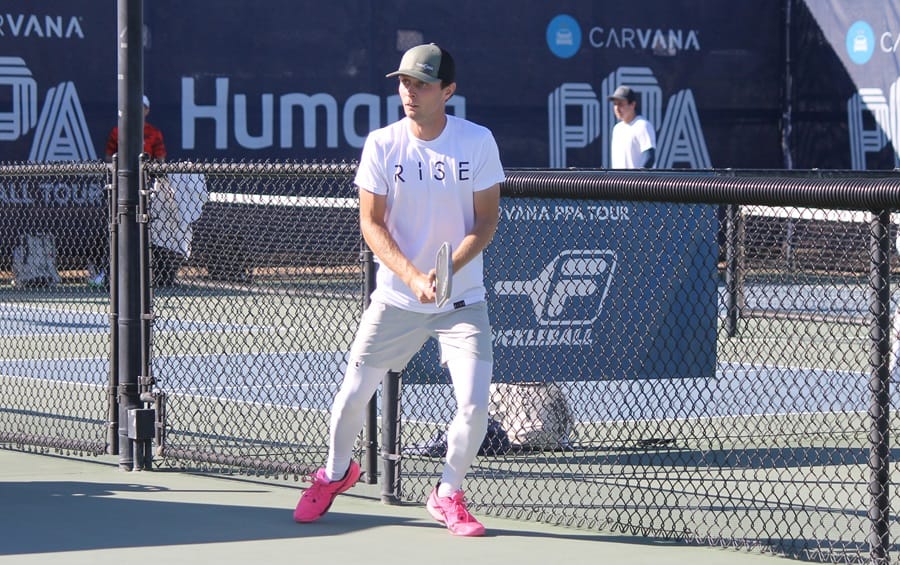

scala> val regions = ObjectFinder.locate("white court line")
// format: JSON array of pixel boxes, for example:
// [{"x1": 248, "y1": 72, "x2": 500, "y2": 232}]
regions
[
  {"x1": 0, "y1": 303, "x2": 275, "y2": 336},
  {"x1": 208, "y1": 192, "x2": 357, "y2": 209},
  {"x1": 742, "y1": 205, "x2": 900, "y2": 224}
]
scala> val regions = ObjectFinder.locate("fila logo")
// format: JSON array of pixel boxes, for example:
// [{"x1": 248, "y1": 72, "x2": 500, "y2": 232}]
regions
[
  {"x1": 0, "y1": 57, "x2": 95, "y2": 161},
  {"x1": 494, "y1": 249, "x2": 616, "y2": 327}
]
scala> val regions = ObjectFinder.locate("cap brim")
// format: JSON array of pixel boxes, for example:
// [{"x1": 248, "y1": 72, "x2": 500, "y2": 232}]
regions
[
  {"x1": 607, "y1": 95, "x2": 627, "y2": 101},
  {"x1": 385, "y1": 70, "x2": 441, "y2": 83}
]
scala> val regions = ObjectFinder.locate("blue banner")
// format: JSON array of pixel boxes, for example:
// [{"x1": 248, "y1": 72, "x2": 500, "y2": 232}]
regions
[
  {"x1": 3, "y1": 1, "x2": 898, "y2": 170},
  {"x1": 792, "y1": 0, "x2": 900, "y2": 169},
  {"x1": 404, "y1": 199, "x2": 719, "y2": 384},
  {"x1": 0, "y1": 0, "x2": 784, "y2": 168}
]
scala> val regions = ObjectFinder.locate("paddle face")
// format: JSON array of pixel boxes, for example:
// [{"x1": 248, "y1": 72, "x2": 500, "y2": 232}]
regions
[{"x1": 434, "y1": 242, "x2": 452, "y2": 308}]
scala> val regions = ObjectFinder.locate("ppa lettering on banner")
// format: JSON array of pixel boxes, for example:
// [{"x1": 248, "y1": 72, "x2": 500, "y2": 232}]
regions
[{"x1": 402, "y1": 199, "x2": 719, "y2": 384}]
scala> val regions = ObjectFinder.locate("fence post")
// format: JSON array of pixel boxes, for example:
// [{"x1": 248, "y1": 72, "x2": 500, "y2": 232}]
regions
[
  {"x1": 867, "y1": 209, "x2": 891, "y2": 565},
  {"x1": 724, "y1": 204, "x2": 741, "y2": 338},
  {"x1": 362, "y1": 243, "x2": 379, "y2": 484},
  {"x1": 359, "y1": 240, "x2": 402, "y2": 501},
  {"x1": 107, "y1": 164, "x2": 119, "y2": 455},
  {"x1": 115, "y1": 0, "x2": 144, "y2": 471},
  {"x1": 381, "y1": 371, "x2": 401, "y2": 504}
]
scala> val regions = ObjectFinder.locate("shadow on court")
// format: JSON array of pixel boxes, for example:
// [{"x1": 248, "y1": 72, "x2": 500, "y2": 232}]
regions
[
  {"x1": 0, "y1": 480, "x2": 426, "y2": 555},
  {"x1": 0, "y1": 477, "x2": 746, "y2": 553},
  {"x1": 0, "y1": 449, "x2": 798, "y2": 565}
]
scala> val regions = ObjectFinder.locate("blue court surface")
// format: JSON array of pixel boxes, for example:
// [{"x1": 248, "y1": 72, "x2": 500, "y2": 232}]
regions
[
  {"x1": 0, "y1": 283, "x2": 890, "y2": 425},
  {"x1": 0, "y1": 350, "x2": 881, "y2": 426}
]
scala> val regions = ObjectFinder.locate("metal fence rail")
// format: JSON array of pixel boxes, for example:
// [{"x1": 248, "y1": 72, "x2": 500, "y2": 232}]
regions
[{"x1": 1, "y1": 160, "x2": 899, "y2": 564}]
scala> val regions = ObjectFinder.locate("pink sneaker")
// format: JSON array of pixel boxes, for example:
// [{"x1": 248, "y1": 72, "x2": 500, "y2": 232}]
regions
[
  {"x1": 426, "y1": 486, "x2": 486, "y2": 536},
  {"x1": 293, "y1": 460, "x2": 361, "y2": 523}
]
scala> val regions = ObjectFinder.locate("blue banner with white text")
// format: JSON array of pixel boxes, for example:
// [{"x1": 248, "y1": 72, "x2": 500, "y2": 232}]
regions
[{"x1": 403, "y1": 199, "x2": 719, "y2": 384}]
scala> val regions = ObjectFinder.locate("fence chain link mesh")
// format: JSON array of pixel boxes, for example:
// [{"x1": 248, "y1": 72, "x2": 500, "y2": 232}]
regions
[
  {"x1": 1, "y1": 160, "x2": 898, "y2": 564},
  {"x1": 0, "y1": 162, "x2": 111, "y2": 455},
  {"x1": 142, "y1": 162, "x2": 362, "y2": 477}
]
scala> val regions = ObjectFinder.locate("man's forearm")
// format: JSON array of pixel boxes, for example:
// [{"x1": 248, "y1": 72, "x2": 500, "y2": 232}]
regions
[
  {"x1": 361, "y1": 218, "x2": 421, "y2": 287},
  {"x1": 451, "y1": 216, "x2": 498, "y2": 274},
  {"x1": 452, "y1": 185, "x2": 501, "y2": 273}
]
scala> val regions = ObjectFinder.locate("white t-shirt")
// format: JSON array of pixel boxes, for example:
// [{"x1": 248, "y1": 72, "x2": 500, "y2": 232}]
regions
[
  {"x1": 610, "y1": 115, "x2": 656, "y2": 169},
  {"x1": 354, "y1": 115, "x2": 506, "y2": 312}
]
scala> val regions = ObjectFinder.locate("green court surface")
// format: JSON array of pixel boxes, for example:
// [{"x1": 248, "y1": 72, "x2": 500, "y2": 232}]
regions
[{"x1": 0, "y1": 449, "x2": 797, "y2": 565}]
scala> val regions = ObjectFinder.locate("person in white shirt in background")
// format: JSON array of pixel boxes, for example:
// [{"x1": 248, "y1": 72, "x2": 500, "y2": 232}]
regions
[{"x1": 608, "y1": 85, "x2": 657, "y2": 169}]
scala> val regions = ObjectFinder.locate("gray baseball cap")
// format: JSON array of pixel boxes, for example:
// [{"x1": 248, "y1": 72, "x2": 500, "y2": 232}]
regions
[
  {"x1": 607, "y1": 85, "x2": 636, "y2": 103},
  {"x1": 386, "y1": 43, "x2": 456, "y2": 84}
]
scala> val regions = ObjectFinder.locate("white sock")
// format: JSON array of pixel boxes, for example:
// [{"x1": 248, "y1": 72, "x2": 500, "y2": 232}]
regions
[{"x1": 437, "y1": 482, "x2": 457, "y2": 498}]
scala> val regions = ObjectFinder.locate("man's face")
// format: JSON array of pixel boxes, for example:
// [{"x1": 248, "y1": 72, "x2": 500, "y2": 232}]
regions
[
  {"x1": 397, "y1": 75, "x2": 453, "y2": 123},
  {"x1": 612, "y1": 98, "x2": 636, "y2": 123}
]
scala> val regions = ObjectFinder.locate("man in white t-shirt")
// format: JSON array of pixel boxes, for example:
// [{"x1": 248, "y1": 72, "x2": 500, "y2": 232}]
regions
[
  {"x1": 293, "y1": 43, "x2": 505, "y2": 537},
  {"x1": 608, "y1": 85, "x2": 657, "y2": 169}
]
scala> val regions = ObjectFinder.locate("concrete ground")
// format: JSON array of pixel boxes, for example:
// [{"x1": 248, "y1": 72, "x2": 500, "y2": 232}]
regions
[{"x1": 0, "y1": 448, "x2": 798, "y2": 565}]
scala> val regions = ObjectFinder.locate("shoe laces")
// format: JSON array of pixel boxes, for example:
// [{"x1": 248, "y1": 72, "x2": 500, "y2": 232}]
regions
[
  {"x1": 447, "y1": 491, "x2": 474, "y2": 522},
  {"x1": 304, "y1": 470, "x2": 330, "y2": 493}
]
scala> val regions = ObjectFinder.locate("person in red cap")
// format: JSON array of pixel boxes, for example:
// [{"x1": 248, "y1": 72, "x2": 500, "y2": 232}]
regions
[
  {"x1": 104, "y1": 95, "x2": 166, "y2": 162},
  {"x1": 292, "y1": 43, "x2": 505, "y2": 537}
]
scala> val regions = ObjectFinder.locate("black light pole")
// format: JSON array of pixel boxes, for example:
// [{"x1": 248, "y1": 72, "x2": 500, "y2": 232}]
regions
[{"x1": 116, "y1": 0, "x2": 144, "y2": 470}]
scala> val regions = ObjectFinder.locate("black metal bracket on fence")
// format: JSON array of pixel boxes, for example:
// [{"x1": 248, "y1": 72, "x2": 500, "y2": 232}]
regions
[
  {"x1": 152, "y1": 392, "x2": 166, "y2": 456},
  {"x1": 117, "y1": 383, "x2": 139, "y2": 402},
  {"x1": 138, "y1": 374, "x2": 157, "y2": 403},
  {"x1": 134, "y1": 384, "x2": 162, "y2": 460}
]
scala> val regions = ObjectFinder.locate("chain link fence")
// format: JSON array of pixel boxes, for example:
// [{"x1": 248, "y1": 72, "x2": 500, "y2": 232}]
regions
[
  {"x1": 142, "y1": 162, "x2": 362, "y2": 475},
  {"x1": 0, "y1": 162, "x2": 112, "y2": 455},
  {"x1": 1, "y1": 161, "x2": 899, "y2": 563}
]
